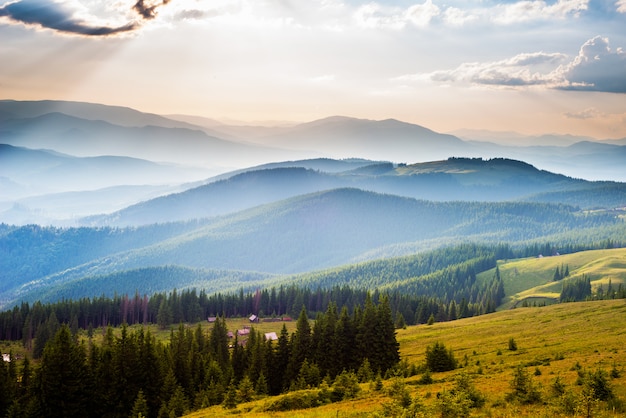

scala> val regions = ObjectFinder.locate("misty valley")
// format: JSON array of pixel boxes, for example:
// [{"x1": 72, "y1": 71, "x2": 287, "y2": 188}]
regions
[{"x1": 1, "y1": 100, "x2": 626, "y2": 417}]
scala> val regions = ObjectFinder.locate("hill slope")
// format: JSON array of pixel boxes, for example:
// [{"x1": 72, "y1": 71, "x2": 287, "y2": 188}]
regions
[
  {"x1": 87, "y1": 158, "x2": 626, "y2": 227},
  {"x1": 186, "y1": 299, "x2": 626, "y2": 417},
  {"x1": 3, "y1": 188, "x2": 624, "y2": 308}
]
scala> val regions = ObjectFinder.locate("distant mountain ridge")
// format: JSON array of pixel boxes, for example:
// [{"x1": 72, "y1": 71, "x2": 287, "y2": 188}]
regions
[
  {"x1": 3, "y1": 99, "x2": 626, "y2": 181},
  {"x1": 84, "y1": 157, "x2": 626, "y2": 227}
]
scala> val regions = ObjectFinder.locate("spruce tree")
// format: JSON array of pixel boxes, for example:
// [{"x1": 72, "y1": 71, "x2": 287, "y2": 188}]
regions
[
  {"x1": 37, "y1": 325, "x2": 90, "y2": 417},
  {"x1": 130, "y1": 390, "x2": 149, "y2": 418},
  {"x1": 287, "y1": 306, "x2": 311, "y2": 385},
  {"x1": 375, "y1": 295, "x2": 400, "y2": 373}
]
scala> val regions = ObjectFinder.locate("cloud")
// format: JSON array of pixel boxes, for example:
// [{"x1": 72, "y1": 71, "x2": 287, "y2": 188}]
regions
[
  {"x1": 442, "y1": 7, "x2": 478, "y2": 26},
  {"x1": 618, "y1": 0, "x2": 626, "y2": 13},
  {"x1": 491, "y1": 0, "x2": 589, "y2": 24},
  {"x1": 406, "y1": 0, "x2": 440, "y2": 28},
  {"x1": 563, "y1": 107, "x2": 602, "y2": 119},
  {"x1": 0, "y1": 0, "x2": 172, "y2": 36},
  {"x1": 556, "y1": 36, "x2": 626, "y2": 93},
  {"x1": 354, "y1": 1, "x2": 440, "y2": 30},
  {"x1": 398, "y1": 36, "x2": 626, "y2": 94},
  {"x1": 400, "y1": 51, "x2": 567, "y2": 87},
  {"x1": 133, "y1": 0, "x2": 170, "y2": 20}
]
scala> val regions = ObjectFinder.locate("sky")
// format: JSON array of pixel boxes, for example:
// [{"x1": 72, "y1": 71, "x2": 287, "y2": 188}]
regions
[{"x1": 1, "y1": 0, "x2": 626, "y2": 139}]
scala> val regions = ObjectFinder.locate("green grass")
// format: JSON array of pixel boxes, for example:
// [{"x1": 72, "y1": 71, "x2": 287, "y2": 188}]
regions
[
  {"x1": 186, "y1": 299, "x2": 626, "y2": 417},
  {"x1": 476, "y1": 248, "x2": 626, "y2": 309}
]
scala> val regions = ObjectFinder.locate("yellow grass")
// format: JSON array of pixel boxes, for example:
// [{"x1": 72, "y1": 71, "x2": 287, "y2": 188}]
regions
[
  {"x1": 478, "y1": 248, "x2": 626, "y2": 309},
  {"x1": 186, "y1": 299, "x2": 626, "y2": 417}
]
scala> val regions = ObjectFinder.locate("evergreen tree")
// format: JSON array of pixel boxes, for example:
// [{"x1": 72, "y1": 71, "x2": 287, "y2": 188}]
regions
[
  {"x1": 425, "y1": 341, "x2": 457, "y2": 372},
  {"x1": 374, "y1": 295, "x2": 400, "y2": 373},
  {"x1": 208, "y1": 316, "x2": 230, "y2": 370},
  {"x1": 156, "y1": 299, "x2": 172, "y2": 330},
  {"x1": 130, "y1": 390, "x2": 149, "y2": 418},
  {"x1": 237, "y1": 375, "x2": 256, "y2": 403},
  {"x1": 36, "y1": 325, "x2": 90, "y2": 417},
  {"x1": 334, "y1": 306, "x2": 357, "y2": 374},
  {"x1": 287, "y1": 307, "x2": 311, "y2": 385}
]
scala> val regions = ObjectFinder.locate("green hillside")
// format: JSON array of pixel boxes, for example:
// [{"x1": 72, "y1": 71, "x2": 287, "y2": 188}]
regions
[
  {"x1": 4, "y1": 188, "x2": 624, "y2": 309},
  {"x1": 186, "y1": 299, "x2": 626, "y2": 417},
  {"x1": 475, "y1": 248, "x2": 626, "y2": 309}
]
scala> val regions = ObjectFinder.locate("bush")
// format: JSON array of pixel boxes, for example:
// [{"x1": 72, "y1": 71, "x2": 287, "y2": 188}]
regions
[
  {"x1": 452, "y1": 372, "x2": 485, "y2": 408},
  {"x1": 263, "y1": 390, "x2": 322, "y2": 412},
  {"x1": 585, "y1": 369, "x2": 614, "y2": 402},
  {"x1": 508, "y1": 338, "x2": 518, "y2": 351},
  {"x1": 331, "y1": 371, "x2": 361, "y2": 401},
  {"x1": 506, "y1": 366, "x2": 542, "y2": 405},
  {"x1": 436, "y1": 389, "x2": 472, "y2": 418},
  {"x1": 426, "y1": 342, "x2": 457, "y2": 372}
]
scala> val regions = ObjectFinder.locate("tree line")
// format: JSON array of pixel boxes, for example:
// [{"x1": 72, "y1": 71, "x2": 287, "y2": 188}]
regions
[
  {"x1": 0, "y1": 269, "x2": 504, "y2": 347},
  {"x1": 0, "y1": 295, "x2": 399, "y2": 418}
]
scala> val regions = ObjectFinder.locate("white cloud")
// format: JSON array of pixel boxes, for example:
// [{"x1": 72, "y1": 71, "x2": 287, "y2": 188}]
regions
[
  {"x1": 491, "y1": 0, "x2": 589, "y2": 24},
  {"x1": 443, "y1": 7, "x2": 478, "y2": 26},
  {"x1": 617, "y1": 0, "x2": 626, "y2": 13},
  {"x1": 555, "y1": 36, "x2": 626, "y2": 93},
  {"x1": 406, "y1": 0, "x2": 440, "y2": 28},
  {"x1": 354, "y1": 3, "x2": 406, "y2": 30},
  {"x1": 354, "y1": 1, "x2": 441, "y2": 30},
  {"x1": 397, "y1": 36, "x2": 626, "y2": 94},
  {"x1": 401, "y1": 51, "x2": 567, "y2": 87}
]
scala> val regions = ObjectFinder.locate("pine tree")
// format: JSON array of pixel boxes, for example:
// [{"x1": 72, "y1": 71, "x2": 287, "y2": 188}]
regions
[
  {"x1": 130, "y1": 390, "x2": 149, "y2": 418},
  {"x1": 335, "y1": 306, "x2": 357, "y2": 374},
  {"x1": 375, "y1": 295, "x2": 400, "y2": 373},
  {"x1": 208, "y1": 316, "x2": 230, "y2": 370},
  {"x1": 287, "y1": 306, "x2": 311, "y2": 385},
  {"x1": 156, "y1": 299, "x2": 172, "y2": 330},
  {"x1": 237, "y1": 375, "x2": 256, "y2": 403},
  {"x1": 425, "y1": 341, "x2": 457, "y2": 372},
  {"x1": 37, "y1": 325, "x2": 90, "y2": 417}
]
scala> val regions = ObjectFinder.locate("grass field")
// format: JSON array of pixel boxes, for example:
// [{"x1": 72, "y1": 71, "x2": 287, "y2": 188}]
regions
[
  {"x1": 185, "y1": 298, "x2": 626, "y2": 417},
  {"x1": 476, "y1": 248, "x2": 626, "y2": 309}
]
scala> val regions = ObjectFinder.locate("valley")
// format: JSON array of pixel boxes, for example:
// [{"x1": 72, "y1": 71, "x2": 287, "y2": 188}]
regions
[{"x1": 1, "y1": 99, "x2": 626, "y2": 418}]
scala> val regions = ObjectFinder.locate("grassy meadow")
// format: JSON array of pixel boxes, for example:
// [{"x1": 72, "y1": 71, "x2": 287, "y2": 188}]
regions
[
  {"x1": 477, "y1": 248, "x2": 626, "y2": 309},
  {"x1": 186, "y1": 299, "x2": 626, "y2": 417}
]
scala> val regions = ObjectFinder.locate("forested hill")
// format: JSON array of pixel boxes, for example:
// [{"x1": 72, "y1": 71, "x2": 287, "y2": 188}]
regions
[
  {"x1": 2, "y1": 187, "x2": 625, "y2": 308},
  {"x1": 84, "y1": 158, "x2": 626, "y2": 227}
]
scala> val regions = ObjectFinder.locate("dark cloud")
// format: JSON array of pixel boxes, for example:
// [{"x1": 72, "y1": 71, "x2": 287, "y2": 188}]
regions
[
  {"x1": 133, "y1": 0, "x2": 171, "y2": 20},
  {"x1": 0, "y1": 0, "x2": 173, "y2": 36}
]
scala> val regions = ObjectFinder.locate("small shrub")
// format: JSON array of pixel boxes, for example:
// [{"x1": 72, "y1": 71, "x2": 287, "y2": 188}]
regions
[
  {"x1": 331, "y1": 371, "x2": 361, "y2": 401},
  {"x1": 436, "y1": 389, "x2": 472, "y2": 418},
  {"x1": 418, "y1": 369, "x2": 433, "y2": 385},
  {"x1": 387, "y1": 377, "x2": 412, "y2": 408},
  {"x1": 426, "y1": 342, "x2": 457, "y2": 372},
  {"x1": 585, "y1": 369, "x2": 614, "y2": 402},
  {"x1": 263, "y1": 390, "x2": 322, "y2": 412},
  {"x1": 452, "y1": 372, "x2": 485, "y2": 408},
  {"x1": 551, "y1": 376, "x2": 566, "y2": 397},
  {"x1": 506, "y1": 365, "x2": 542, "y2": 405},
  {"x1": 610, "y1": 363, "x2": 621, "y2": 379},
  {"x1": 508, "y1": 338, "x2": 518, "y2": 351}
]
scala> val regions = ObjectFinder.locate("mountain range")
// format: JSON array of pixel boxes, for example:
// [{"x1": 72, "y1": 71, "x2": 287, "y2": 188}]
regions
[
  {"x1": 2, "y1": 99, "x2": 626, "y2": 226},
  {"x1": 1, "y1": 99, "x2": 626, "y2": 309}
]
